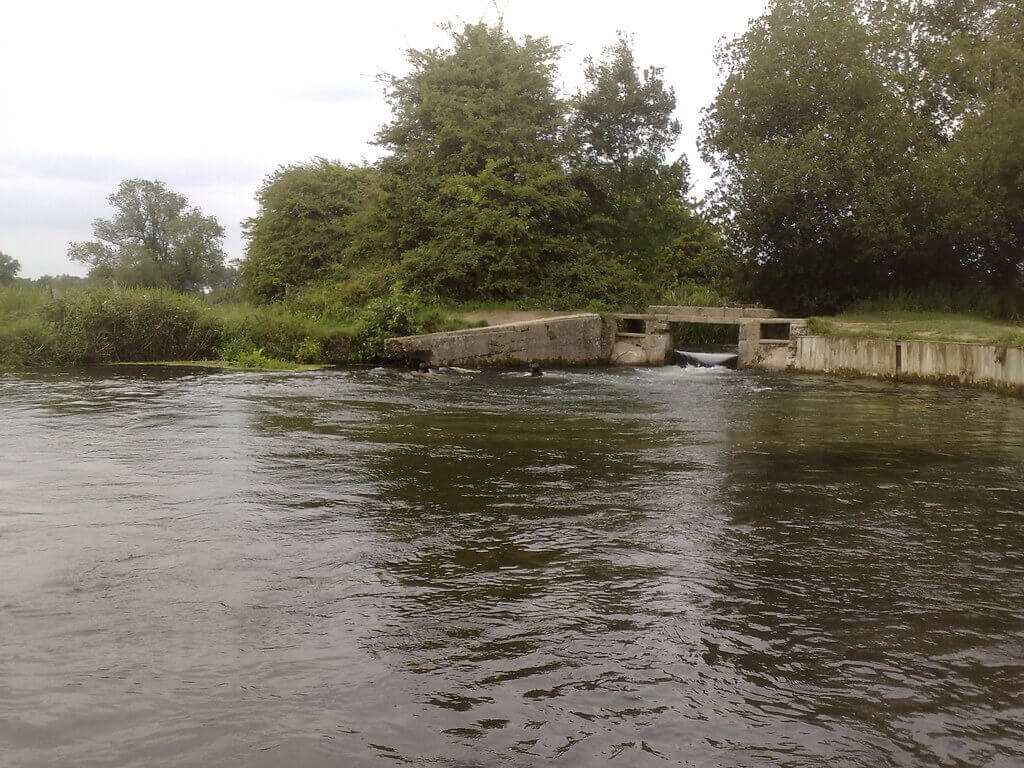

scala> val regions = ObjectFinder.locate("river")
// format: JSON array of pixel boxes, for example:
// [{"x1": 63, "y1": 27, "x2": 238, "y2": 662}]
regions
[{"x1": 2, "y1": 366, "x2": 1023, "y2": 767}]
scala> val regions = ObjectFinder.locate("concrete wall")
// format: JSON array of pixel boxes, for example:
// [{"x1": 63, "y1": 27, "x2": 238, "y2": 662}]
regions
[
  {"x1": 385, "y1": 313, "x2": 613, "y2": 367},
  {"x1": 610, "y1": 333, "x2": 672, "y2": 365},
  {"x1": 901, "y1": 340, "x2": 1024, "y2": 388},
  {"x1": 787, "y1": 336, "x2": 1024, "y2": 394},
  {"x1": 795, "y1": 336, "x2": 898, "y2": 376}
]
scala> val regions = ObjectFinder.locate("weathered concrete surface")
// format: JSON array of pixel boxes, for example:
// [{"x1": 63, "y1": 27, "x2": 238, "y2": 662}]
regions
[
  {"x1": 648, "y1": 306, "x2": 777, "y2": 323},
  {"x1": 737, "y1": 319, "x2": 810, "y2": 368},
  {"x1": 610, "y1": 333, "x2": 672, "y2": 365},
  {"x1": 901, "y1": 340, "x2": 1024, "y2": 389},
  {"x1": 385, "y1": 313, "x2": 613, "y2": 367},
  {"x1": 786, "y1": 336, "x2": 1024, "y2": 394},
  {"x1": 795, "y1": 337, "x2": 898, "y2": 376}
]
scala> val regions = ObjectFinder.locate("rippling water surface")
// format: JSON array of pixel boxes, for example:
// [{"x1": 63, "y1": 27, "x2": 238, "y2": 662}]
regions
[{"x1": 2, "y1": 366, "x2": 1023, "y2": 767}]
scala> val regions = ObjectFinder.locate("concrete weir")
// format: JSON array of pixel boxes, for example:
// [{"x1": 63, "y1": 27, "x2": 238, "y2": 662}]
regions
[
  {"x1": 384, "y1": 305, "x2": 1024, "y2": 397},
  {"x1": 386, "y1": 305, "x2": 787, "y2": 367},
  {"x1": 385, "y1": 313, "x2": 614, "y2": 367}
]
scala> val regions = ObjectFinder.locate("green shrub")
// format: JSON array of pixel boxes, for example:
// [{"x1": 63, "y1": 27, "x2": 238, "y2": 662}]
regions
[
  {"x1": 40, "y1": 289, "x2": 220, "y2": 364},
  {"x1": 354, "y1": 288, "x2": 426, "y2": 361},
  {"x1": 293, "y1": 337, "x2": 323, "y2": 364}
]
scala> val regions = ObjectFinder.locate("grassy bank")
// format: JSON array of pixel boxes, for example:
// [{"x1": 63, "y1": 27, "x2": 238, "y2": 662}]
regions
[
  {"x1": 0, "y1": 285, "x2": 472, "y2": 369},
  {"x1": 809, "y1": 311, "x2": 1024, "y2": 349}
]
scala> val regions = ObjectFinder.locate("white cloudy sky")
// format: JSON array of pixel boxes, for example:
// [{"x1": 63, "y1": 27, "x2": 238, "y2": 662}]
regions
[{"x1": 0, "y1": 0, "x2": 768, "y2": 278}]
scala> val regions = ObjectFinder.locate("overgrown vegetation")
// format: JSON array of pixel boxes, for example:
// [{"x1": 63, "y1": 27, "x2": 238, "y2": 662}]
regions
[
  {"x1": 702, "y1": 0, "x2": 1024, "y2": 315},
  {"x1": 0, "y1": 283, "x2": 482, "y2": 368},
  {"x1": 241, "y1": 24, "x2": 731, "y2": 308}
]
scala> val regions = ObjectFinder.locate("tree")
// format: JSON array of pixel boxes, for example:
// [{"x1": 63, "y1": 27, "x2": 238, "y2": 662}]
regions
[
  {"x1": 366, "y1": 22, "x2": 608, "y2": 302},
  {"x1": 68, "y1": 179, "x2": 225, "y2": 292},
  {"x1": 701, "y1": 0, "x2": 949, "y2": 313},
  {"x1": 238, "y1": 22, "x2": 732, "y2": 308},
  {"x1": 0, "y1": 251, "x2": 21, "y2": 282},
  {"x1": 702, "y1": 0, "x2": 1024, "y2": 314},
  {"x1": 567, "y1": 34, "x2": 728, "y2": 289},
  {"x1": 241, "y1": 160, "x2": 375, "y2": 302}
]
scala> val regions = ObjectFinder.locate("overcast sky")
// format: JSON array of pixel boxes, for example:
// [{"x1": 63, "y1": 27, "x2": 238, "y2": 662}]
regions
[{"x1": 1, "y1": 0, "x2": 768, "y2": 278}]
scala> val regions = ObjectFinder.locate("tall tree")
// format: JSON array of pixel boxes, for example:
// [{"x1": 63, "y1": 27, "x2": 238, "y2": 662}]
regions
[
  {"x1": 701, "y1": 0, "x2": 946, "y2": 313},
  {"x1": 0, "y1": 251, "x2": 21, "y2": 283},
  {"x1": 703, "y1": 0, "x2": 1024, "y2": 314},
  {"x1": 568, "y1": 34, "x2": 726, "y2": 288},
  {"x1": 365, "y1": 22, "x2": 610, "y2": 302},
  {"x1": 242, "y1": 160, "x2": 375, "y2": 302},
  {"x1": 68, "y1": 179, "x2": 225, "y2": 292}
]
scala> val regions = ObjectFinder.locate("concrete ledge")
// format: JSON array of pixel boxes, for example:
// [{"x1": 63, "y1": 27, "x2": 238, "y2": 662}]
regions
[
  {"x1": 385, "y1": 313, "x2": 613, "y2": 367},
  {"x1": 788, "y1": 336, "x2": 1024, "y2": 396},
  {"x1": 647, "y1": 305, "x2": 777, "y2": 322}
]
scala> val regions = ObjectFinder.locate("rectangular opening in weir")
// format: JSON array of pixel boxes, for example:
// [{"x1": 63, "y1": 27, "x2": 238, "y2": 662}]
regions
[
  {"x1": 760, "y1": 322, "x2": 791, "y2": 341},
  {"x1": 617, "y1": 317, "x2": 648, "y2": 335},
  {"x1": 672, "y1": 322, "x2": 739, "y2": 348}
]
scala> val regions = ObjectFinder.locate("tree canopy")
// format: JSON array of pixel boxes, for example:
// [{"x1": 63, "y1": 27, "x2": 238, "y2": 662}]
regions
[
  {"x1": 0, "y1": 251, "x2": 21, "y2": 283},
  {"x1": 69, "y1": 179, "x2": 226, "y2": 293},
  {"x1": 701, "y1": 0, "x2": 1024, "y2": 314},
  {"x1": 241, "y1": 23, "x2": 727, "y2": 307}
]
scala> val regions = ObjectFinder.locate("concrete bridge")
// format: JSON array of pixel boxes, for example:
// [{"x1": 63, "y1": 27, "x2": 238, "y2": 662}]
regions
[{"x1": 385, "y1": 306, "x2": 808, "y2": 368}]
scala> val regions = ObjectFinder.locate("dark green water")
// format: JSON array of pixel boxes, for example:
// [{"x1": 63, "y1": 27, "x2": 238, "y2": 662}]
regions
[{"x1": 2, "y1": 366, "x2": 1023, "y2": 767}]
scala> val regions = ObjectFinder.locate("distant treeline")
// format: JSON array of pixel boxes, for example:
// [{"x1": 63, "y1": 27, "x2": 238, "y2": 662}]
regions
[{"x1": 5, "y1": 1, "x2": 1022, "y2": 319}]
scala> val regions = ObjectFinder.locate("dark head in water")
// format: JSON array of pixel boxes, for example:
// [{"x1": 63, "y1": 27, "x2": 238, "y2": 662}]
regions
[
  {"x1": 527, "y1": 362, "x2": 543, "y2": 377},
  {"x1": 415, "y1": 361, "x2": 430, "y2": 374}
]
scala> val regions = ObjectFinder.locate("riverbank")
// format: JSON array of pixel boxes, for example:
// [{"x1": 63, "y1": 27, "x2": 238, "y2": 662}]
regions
[
  {"x1": 809, "y1": 310, "x2": 1024, "y2": 348},
  {"x1": 0, "y1": 285, "x2": 479, "y2": 369}
]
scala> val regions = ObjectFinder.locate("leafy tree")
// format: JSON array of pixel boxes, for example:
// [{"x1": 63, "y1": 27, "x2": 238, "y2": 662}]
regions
[
  {"x1": 68, "y1": 179, "x2": 225, "y2": 292},
  {"x1": 568, "y1": 34, "x2": 729, "y2": 289},
  {"x1": 239, "y1": 22, "x2": 732, "y2": 308},
  {"x1": 0, "y1": 251, "x2": 21, "y2": 282},
  {"x1": 701, "y1": 0, "x2": 948, "y2": 313},
  {"x1": 242, "y1": 160, "x2": 375, "y2": 301},
  {"x1": 702, "y1": 0, "x2": 1024, "y2": 314},
  {"x1": 366, "y1": 22, "x2": 605, "y2": 301}
]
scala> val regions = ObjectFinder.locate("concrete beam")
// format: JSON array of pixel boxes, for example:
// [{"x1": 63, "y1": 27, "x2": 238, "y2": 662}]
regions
[{"x1": 646, "y1": 305, "x2": 778, "y2": 323}]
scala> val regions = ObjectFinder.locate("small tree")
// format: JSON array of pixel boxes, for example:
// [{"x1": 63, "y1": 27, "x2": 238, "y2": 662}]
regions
[
  {"x1": 68, "y1": 179, "x2": 225, "y2": 292},
  {"x1": 0, "y1": 251, "x2": 21, "y2": 282}
]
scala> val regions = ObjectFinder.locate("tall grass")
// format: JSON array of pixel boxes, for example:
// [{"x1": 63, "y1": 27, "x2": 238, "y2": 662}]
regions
[
  {"x1": 849, "y1": 285, "x2": 1024, "y2": 321},
  {"x1": 0, "y1": 285, "x2": 358, "y2": 367}
]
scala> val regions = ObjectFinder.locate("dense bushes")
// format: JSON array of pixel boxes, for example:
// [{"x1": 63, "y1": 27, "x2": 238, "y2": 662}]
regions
[
  {"x1": 0, "y1": 286, "x2": 357, "y2": 367},
  {"x1": 0, "y1": 285, "x2": 475, "y2": 368},
  {"x1": 40, "y1": 290, "x2": 221, "y2": 363},
  {"x1": 239, "y1": 24, "x2": 733, "y2": 309}
]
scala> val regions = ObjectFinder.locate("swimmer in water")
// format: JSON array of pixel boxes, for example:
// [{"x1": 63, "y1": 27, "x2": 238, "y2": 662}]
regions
[
  {"x1": 525, "y1": 362, "x2": 543, "y2": 377},
  {"x1": 413, "y1": 361, "x2": 432, "y2": 375}
]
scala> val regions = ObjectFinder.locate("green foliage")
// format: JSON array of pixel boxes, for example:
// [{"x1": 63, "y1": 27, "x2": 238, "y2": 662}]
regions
[
  {"x1": 39, "y1": 289, "x2": 221, "y2": 364},
  {"x1": 68, "y1": 179, "x2": 226, "y2": 292},
  {"x1": 241, "y1": 161, "x2": 374, "y2": 302},
  {"x1": 567, "y1": 32, "x2": 726, "y2": 291},
  {"x1": 672, "y1": 323, "x2": 738, "y2": 347},
  {"x1": 0, "y1": 285, "x2": 356, "y2": 368},
  {"x1": 0, "y1": 251, "x2": 21, "y2": 282},
  {"x1": 354, "y1": 289, "x2": 426, "y2": 361},
  {"x1": 238, "y1": 23, "x2": 733, "y2": 308},
  {"x1": 701, "y1": 0, "x2": 1024, "y2": 315}
]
